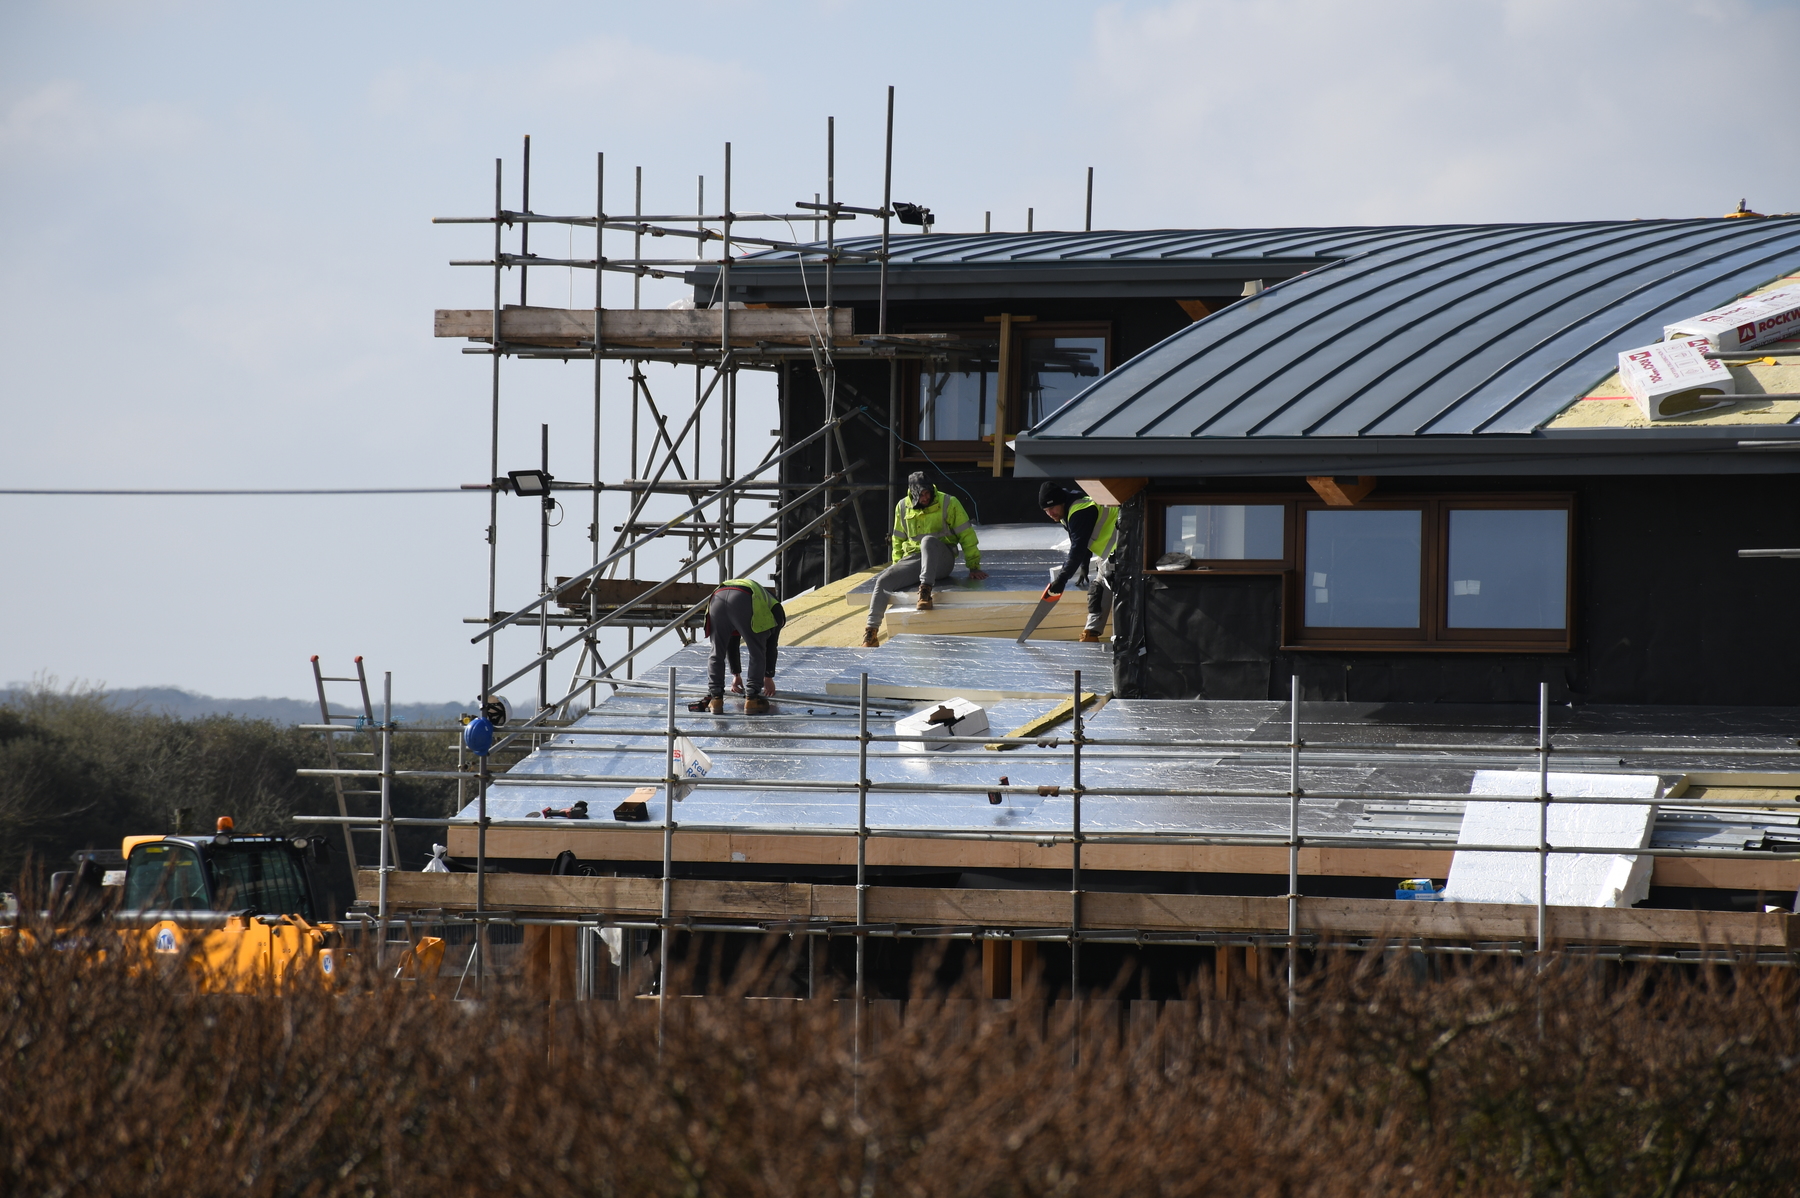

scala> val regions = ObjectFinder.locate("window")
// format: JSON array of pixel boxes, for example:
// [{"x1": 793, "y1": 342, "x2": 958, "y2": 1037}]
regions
[
  {"x1": 1162, "y1": 503, "x2": 1286, "y2": 561},
  {"x1": 1145, "y1": 493, "x2": 1573, "y2": 650},
  {"x1": 210, "y1": 843, "x2": 314, "y2": 920},
  {"x1": 918, "y1": 342, "x2": 999, "y2": 443},
  {"x1": 906, "y1": 322, "x2": 1110, "y2": 459},
  {"x1": 1022, "y1": 336, "x2": 1106, "y2": 427},
  {"x1": 1304, "y1": 509, "x2": 1422, "y2": 629},
  {"x1": 122, "y1": 843, "x2": 209, "y2": 911},
  {"x1": 1444, "y1": 509, "x2": 1568, "y2": 630}
]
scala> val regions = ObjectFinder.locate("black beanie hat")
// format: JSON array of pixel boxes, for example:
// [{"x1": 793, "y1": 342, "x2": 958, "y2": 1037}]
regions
[{"x1": 1038, "y1": 481, "x2": 1077, "y2": 509}]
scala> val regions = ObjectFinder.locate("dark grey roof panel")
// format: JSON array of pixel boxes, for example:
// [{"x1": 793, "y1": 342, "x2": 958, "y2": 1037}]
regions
[{"x1": 1020, "y1": 218, "x2": 1800, "y2": 449}]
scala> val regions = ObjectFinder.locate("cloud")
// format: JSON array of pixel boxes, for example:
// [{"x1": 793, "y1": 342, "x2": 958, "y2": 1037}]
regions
[
  {"x1": 0, "y1": 79, "x2": 200, "y2": 163},
  {"x1": 366, "y1": 35, "x2": 762, "y2": 141},
  {"x1": 1077, "y1": 0, "x2": 1800, "y2": 225}
]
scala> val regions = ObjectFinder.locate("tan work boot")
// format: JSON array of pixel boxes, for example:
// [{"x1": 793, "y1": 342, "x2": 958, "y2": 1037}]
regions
[
  {"x1": 744, "y1": 696, "x2": 771, "y2": 715},
  {"x1": 862, "y1": 625, "x2": 880, "y2": 648},
  {"x1": 917, "y1": 583, "x2": 934, "y2": 611},
  {"x1": 1078, "y1": 630, "x2": 1104, "y2": 643},
  {"x1": 686, "y1": 695, "x2": 724, "y2": 714}
]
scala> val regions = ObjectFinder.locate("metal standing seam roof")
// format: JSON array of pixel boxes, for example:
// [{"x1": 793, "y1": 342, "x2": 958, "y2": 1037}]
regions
[
  {"x1": 690, "y1": 226, "x2": 1487, "y2": 300},
  {"x1": 728, "y1": 226, "x2": 1482, "y2": 268},
  {"x1": 1009, "y1": 218, "x2": 1800, "y2": 474}
]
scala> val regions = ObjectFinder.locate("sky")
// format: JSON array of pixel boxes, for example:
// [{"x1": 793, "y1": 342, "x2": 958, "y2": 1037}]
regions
[{"x1": 2, "y1": 0, "x2": 1797, "y2": 706}]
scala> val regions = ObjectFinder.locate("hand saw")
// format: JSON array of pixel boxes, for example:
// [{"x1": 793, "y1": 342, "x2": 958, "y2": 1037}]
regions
[{"x1": 1016, "y1": 588, "x2": 1061, "y2": 643}]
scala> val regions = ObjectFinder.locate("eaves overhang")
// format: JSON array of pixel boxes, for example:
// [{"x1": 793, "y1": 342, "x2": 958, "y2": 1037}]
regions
[
  {"x1": 1011, "y1": 428, "x2": 1800, "y2": 479},
  {"x1": 684, "y1": 260, "x2": 1322, "y2": 306}
]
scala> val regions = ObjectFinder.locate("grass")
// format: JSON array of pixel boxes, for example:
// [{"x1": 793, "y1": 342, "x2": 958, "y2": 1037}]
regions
[{"x1": 4, "y1": 926, "x2": 1799, "y2": 1196}]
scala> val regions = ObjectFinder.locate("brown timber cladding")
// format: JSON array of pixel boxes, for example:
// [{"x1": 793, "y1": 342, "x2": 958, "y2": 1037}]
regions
[{"x1": 363, "y1": 871, "x2": 1798, "y2": 952}]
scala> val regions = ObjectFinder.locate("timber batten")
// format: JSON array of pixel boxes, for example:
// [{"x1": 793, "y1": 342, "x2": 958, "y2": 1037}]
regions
[{"x1": 360, "y1": 870, "x2": 1797, "y2": 952}]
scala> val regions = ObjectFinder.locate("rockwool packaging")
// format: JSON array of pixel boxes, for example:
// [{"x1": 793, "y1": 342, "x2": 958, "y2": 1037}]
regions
[
  {"x1": 1617, "y1": 337, "x2": 1735, "y2": 420},
  {"x1": 1662, "y1": 283, "x2": 1800, "y2": 352}
]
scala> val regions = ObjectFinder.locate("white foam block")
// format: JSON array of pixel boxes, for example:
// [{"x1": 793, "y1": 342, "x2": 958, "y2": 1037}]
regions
[
  {"x1": 1440, "y1": 771, "x2": 1662, "y2": 908},
  {"x1": 894, "y1": 697, "x2": 990, "y2": 753}
]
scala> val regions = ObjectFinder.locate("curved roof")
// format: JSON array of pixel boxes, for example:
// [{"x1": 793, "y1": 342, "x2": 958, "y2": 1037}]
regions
[{"x1": 1014, "y1": 218, "x2": 1800, "y2": 476}]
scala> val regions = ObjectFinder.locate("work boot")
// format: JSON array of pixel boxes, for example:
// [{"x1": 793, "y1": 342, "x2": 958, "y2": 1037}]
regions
[
  {"x1": 1078, "y1": 630, "x2": 1104, "y2": 643},
  {"x1": 687, "y1": 696, "x2": 724, "y2": 714},
  {"x1": 744, "y1": 695, "x2": 771, "y2": 715},
  {"x1": 862, "y1": 625, "x2": 880, "y2": 648},
  {"x1": 917, "y1": 583, "x2": 934, "y2": 611}
]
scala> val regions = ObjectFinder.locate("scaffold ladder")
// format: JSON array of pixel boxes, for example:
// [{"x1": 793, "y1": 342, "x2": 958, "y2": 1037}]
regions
[{"x1": 309, "y1": 655, "x2": 379, "y2": 867}]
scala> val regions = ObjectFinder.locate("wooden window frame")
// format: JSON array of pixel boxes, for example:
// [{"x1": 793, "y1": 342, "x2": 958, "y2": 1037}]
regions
[
  {"x1": 1144, "y1": 492, "x2": 1575, "y2": 652},
  {"x1": 902, "y1": 320, "x2": 1112, "y2": 462},
  {"x1": 1146, "y1": 494, "x2": 1296, "y2": 573}
]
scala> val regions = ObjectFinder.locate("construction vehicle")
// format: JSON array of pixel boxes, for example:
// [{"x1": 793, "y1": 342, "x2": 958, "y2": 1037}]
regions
[
  {"x1": 113, "y1": 817, "x2": 352, "y2": 990},
  {"x1": 10, "y1": 817, "x2": 355, "y2": 992}
]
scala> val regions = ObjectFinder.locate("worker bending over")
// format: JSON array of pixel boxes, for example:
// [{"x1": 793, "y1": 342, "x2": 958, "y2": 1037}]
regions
[
  {"x1": 864, "y1": 471, "x2": 987, "y2": 647},
  {"x1": 1038, "y1": 482, "x2": 1119, "y2": 643},
  {"x1": 690, "y1": 577, "x2": 786, "y2": 715}
]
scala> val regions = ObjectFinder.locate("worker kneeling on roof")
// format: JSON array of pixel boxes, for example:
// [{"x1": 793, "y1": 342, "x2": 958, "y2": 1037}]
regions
[
  {"x1": 691, "y1": 577, "x2": 786, "y2": 715},
  {"x1": 864, "y1": 471, "x2": 987, "y2": 647},
  {"x1": 1039, "y1": 482, "x2": 1118, "y2": 643}
]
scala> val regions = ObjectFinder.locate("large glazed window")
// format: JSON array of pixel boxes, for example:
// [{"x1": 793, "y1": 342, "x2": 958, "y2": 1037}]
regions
[
  {"x1": 1303, "y1": 509, "x2": 1422, "y2": 628},
  {"x1": 917, "y1": 344, "x2": 999, "y2": 442},
  {"x1": 1446, "y1": 508, "x2": 1568, "y2": 629},
  {"x1": 1022, "y1": 336, "x2": 1106, "y2": 427},
  {"x1": 1164, "y1": 504, "x2": 1285, "y2": 561}
]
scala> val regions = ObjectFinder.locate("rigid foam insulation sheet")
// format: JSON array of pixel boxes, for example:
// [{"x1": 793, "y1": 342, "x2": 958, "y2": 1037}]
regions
[
  {"x1": 825, "y1": 634, "x2": 1113, "y2": 701},
  {"x1": 1440, "y1": 771, "x2": 1661, "y2": 908},
  {"x1": 462, "y1": 687, "x2": 1371, "y2": 839}
]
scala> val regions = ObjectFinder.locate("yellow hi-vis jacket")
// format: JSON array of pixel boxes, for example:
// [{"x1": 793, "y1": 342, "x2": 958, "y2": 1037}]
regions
[
  {"x1": 1069, "y1": 497, "x2": 1120, "y2": 559},
  {"x1": 890, "y1": 493, "x2": 981, "y2": 570},
  {"x1": 716, "y1": 578, "x2": 783, "y2": 633}
]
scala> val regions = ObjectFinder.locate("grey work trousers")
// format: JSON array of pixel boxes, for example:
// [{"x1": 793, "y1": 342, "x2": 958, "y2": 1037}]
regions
[
  {"x1": 1085, "y1": 558, "x2": 1114, "y2": 634},
  {"x1": 707, "y1": 588, "x2": 774, "y2": 698},
  {"x1": 867, "y1": 535, "x2": 956, "y2": 624}
]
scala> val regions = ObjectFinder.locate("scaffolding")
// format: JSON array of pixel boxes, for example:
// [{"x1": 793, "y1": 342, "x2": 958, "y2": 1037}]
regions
[
  {"x1": 431, "y1": 92, "x2": 932, "y2": 759},
  {"x1": 301, "y1": 676, "x2": 1800, "y2": 1010}
]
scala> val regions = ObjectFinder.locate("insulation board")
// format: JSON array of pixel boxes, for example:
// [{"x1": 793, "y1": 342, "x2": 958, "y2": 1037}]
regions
[{"x1": 1440, "y1": 771, "x2": 1661, "y2": 908}]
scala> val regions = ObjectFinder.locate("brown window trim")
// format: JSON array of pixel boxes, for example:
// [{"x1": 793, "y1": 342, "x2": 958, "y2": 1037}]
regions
[
  {"x1": 1144, "y1": 492, "x2": 1575, "y2": 652},
  {"x1": 901, "y1": 320, "x2": 1112, "y2": 462}
]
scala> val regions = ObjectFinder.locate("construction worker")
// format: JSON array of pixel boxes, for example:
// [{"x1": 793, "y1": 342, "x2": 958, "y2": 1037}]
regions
[
  {"x1": 1038, "y1": 482, "x2": 1119, "y2": 643},
  {"x1": 690, "y1": 577, "x2": 786, "y2": 715},
  {"x1": 864, "y1": 471, "x2": 986, "y2": 647}
]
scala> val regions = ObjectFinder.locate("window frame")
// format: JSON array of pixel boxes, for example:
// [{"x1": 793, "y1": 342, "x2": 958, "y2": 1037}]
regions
[
  {"x1": 1147, "y1": 494, "x2": 1296, "y2": 572},
  {"x1": 902, "y1": 320, "x2": 1113, "y2": 461},
  {"x1": 1144, "y1": 492, "x2": 1575, "y2": 652}
]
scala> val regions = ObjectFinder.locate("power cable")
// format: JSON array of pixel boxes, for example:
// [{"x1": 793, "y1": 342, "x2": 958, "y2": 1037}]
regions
[{"x1": 2, "y1": 487, "x2": 471, "y2": 495}]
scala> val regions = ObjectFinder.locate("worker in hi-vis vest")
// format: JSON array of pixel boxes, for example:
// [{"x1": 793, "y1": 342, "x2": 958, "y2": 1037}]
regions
[
  {"x1": 690, "y1": 577, "x2": 787, "y2": 715},
  {"x1": 864, "y1": 471, "x2": 987, "y2": 647},
  {"x1": 1038, "y1": 482, "x2": 1119, "y2": 643}
]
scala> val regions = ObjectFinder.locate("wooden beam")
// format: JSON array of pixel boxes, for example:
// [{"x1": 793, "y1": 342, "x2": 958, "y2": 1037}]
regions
[
  {"x1": 360, "y1": 871, "x2": 1797, "y2": 951},
  {"x1": 433, "y1": 305, "x2": 853, "y2": 348},
  {"x1": 1306, "y1": 475, "x2": 1377, "y2": 506},
  {"x1": 1075, "y1": 478, "x2": 1148, "y2": 506},
  {"x1": 445, "y1": 826, "x2": 1457, "y2": 879},
  {"x1": 438, "y1": 826, "x2": 1796, "y2": 893}
]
